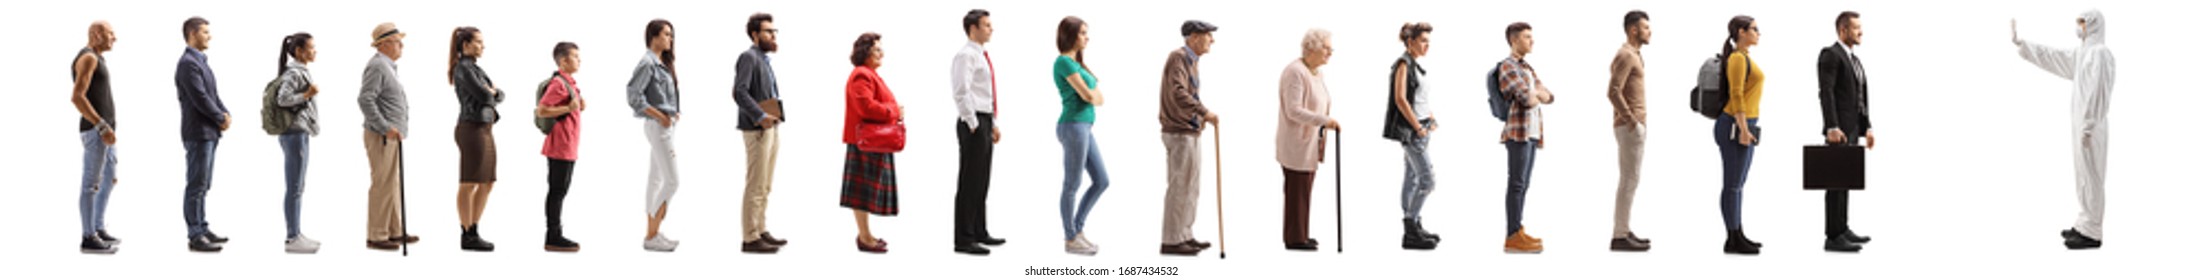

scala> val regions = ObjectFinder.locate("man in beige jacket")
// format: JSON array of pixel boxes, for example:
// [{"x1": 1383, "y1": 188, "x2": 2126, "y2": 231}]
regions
[{"x1": 1607, "y1": 10, "x2": 1653, "y2": 252}]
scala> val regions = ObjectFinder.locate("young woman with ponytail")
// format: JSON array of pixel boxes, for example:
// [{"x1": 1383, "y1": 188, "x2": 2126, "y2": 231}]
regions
[
  {"x1": 1714, "y1": 15, "x2": 1763, "y2": 255},
  {"x1": 271, "y1": 32, "x2": 321, "y2": 254},
  {"x1": 445, "y1": 26, "x2": 505, "y2": 252}
]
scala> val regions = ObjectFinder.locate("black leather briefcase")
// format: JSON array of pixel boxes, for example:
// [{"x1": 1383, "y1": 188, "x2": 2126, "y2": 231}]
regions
[{"x1": 1803, "y1": 145, "x2": 1864, "y2": 190}]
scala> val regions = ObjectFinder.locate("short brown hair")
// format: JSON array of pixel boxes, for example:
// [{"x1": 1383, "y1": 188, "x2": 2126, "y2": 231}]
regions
[
  {"x1": 1504, "y1": 22, "x2": 1532, "y2": 46},
  {"x1": 182, "y1": 16, "x2": 209, "y2": 40},
  {"x1": 1836, "y1": 11, "x2": 1861, "y2": 30},
  {"x1": 850, "y1": 32, "x2": 882, "y2": 66},
  {"x1": 1399, "y1": 22, "x2": 1433, "y2": 44}
]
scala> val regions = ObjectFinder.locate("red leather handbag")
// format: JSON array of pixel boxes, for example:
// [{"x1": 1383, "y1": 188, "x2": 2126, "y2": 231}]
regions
[{"x1": 856, "y1": 121, "x2": 906, "y2": 153}]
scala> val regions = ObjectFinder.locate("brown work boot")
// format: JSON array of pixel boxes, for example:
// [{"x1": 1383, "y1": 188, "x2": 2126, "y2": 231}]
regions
[{"x1": 1503, "y1": 229, "x2": 1543, "y2": 254}]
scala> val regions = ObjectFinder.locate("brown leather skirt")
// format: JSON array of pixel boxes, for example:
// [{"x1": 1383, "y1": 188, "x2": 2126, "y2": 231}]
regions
[{"x1": 455, "y1": 121, "x2": 497, "y2": 183}]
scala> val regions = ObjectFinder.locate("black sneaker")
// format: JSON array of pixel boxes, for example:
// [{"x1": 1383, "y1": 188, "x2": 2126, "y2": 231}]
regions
[
  {"x1": 188, "y1": 235, "x2": 224, "y2": 252},
  {"x1": 545, "y1": 232, "x2": 580, "y2": 252},
  {"x1": 96, "y1": 230, "x2": 122, "y2": 245},
  {"x1": 81, "y1": 235, "x2": 117, "y2": 254}
]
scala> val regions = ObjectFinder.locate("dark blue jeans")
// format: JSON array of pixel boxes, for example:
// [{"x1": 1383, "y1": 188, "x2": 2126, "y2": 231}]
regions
[
  {"x1": 1713, "y1": 115, "x2": 1758, "y2": 230},
  {"x1": 1504, "y1": 139, "x2": 1539, "y2": 236},
  {"x1": 279, "y1": 133, "x2": 310, "y2": 238},
  {"x1": 183, "y1": 138, "x2": 220, "y2": 238}
]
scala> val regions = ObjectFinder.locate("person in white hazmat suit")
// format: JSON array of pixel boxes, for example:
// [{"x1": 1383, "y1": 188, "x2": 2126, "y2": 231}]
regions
[{"x1": 2012, "y1": 9, "x2": 2113, "y2": 250}]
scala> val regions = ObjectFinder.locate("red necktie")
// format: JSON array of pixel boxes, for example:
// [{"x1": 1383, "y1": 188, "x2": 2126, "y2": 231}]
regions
[{"x1": 985, "y1": 51, "x2": 998, "y2": 118}]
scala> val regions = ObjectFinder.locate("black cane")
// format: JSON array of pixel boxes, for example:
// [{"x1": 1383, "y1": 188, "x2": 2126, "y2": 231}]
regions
[
  {"x1": 397, "y1": 138, "x2": 409, "y2": 256},
  {"x1": 1332, "y1": 129, "x2": 1342, "y2": 253}
]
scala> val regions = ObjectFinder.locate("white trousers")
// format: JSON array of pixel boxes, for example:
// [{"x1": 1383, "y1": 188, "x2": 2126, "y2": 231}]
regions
[
  {"x1": 1612, "y1": 124, "x2": 1645, "y2": 238},
  {"x1": 644, "y1": 121, "x2": 680, "y2": 217},
  {"x1": 2072, "y1": 125, "x2": 2107, "y2": 239}
]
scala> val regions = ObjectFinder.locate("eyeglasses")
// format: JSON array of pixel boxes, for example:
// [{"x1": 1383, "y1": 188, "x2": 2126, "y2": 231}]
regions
[{"x1": 760, "y1": 28, "x2": 778, "y2": 35}]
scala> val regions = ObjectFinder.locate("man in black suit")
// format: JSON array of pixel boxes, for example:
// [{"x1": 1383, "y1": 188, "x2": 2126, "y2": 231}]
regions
[{"x1": 1816, "y1": 11, "x2": 1874, "y2": 253}]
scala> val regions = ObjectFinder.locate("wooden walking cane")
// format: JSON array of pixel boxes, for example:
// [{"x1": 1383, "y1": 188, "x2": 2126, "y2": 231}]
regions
[
  {"x1": 1214, "y1": 124, "x2": 1227, "y2": 259},
  {"x1": 1332, "y1": 129, "x2": 1343, "y2": 253}
]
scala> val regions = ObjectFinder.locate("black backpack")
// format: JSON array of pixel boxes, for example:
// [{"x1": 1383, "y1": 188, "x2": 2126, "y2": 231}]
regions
[
  {"x1": 534, "y1": 72, "x2": 575, "y2": 135},
  {"x1": 1691, "y1": 52, "x2": 1751, "y2": 119},
  {"x1": 1484, "y1": 61, "x2": 1511, "y2": 121}
]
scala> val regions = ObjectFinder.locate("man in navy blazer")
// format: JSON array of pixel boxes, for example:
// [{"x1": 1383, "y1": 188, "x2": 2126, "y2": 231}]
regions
[{"x1": 174, "y1": 16, "x2": 231, "y2": 253}]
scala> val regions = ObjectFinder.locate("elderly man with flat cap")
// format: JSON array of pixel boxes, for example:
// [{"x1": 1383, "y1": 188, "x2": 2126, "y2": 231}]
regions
[{"x1": 1158, "y1": 19, "x2": 1219, "y2": 257}]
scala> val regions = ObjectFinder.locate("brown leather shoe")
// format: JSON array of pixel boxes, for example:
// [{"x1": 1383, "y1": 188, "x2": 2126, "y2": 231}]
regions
[
  {"x1": 760, "y1": 232, "x2": 789, "y2": 246},
  {"x1": 1610, "y1": 237, "x2": 1650, "y2": 252},
  {"x1": 388, "y1": 235, "x2": 421, "y2": 244},
  {"x1": 367, "y1": 240, "x2": 401, "y2": 251},
  {"x1": 742, "y1": 240, "x2": 781, "y2": 254},
  {"x1": 1160, "y1": 242, "x2": 1205, "y2": 256},
  {"x1": 1184, "y1": 239, "x2": 1212, "y2": 249}
]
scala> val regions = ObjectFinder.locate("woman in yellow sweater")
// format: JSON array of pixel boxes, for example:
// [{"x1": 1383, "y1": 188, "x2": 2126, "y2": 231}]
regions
[{"x1": 1715, "y1": 15, "x2": 1763, "y2": 255}]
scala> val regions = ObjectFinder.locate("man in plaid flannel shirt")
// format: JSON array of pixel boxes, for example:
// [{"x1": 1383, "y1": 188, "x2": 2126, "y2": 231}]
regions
[{"x1": 1497, "y1": 22, "x2": 1554, "y2": 254}]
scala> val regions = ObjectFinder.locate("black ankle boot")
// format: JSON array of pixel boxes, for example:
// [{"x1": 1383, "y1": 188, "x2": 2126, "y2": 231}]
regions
[
  {"x1": 1409, "y1": 218, "x2": 1440, "y2": 241},
  {"x1": 1723, "y1": 230, "x2": 1759, "y2": 255},
  {"x1": 545, "y1": 226, "x2": 579, "y2": 252},
  {"x1": 1401, "y1": 218, "x2": 1437, "y2": 250},
  {"x1": 461, "y1": 225, "x2": 495, "y2": 252}
]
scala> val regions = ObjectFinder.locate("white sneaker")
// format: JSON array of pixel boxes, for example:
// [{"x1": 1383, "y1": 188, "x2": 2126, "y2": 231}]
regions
[
  {"x1": 644, "y1": 234, "x2": 678, "y2": 252},
  {"x1": 1076, "y1": 233, "x2": 1099, "y2": 252},
  {"x1": 1065, "y1": 239, "x2": 1097, "y2": 256},
  {"x1": 285, "y1": 235, "x2": 321, "y2": 254}
]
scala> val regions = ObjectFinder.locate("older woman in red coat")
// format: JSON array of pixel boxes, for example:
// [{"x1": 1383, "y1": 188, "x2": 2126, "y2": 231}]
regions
[{"x1": 842, "y1": 32, "x2": 901, "y2": 253}]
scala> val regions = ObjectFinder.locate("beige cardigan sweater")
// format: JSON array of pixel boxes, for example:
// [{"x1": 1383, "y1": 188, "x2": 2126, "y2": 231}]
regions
[{"x1": 1275, "y1": 60, "x2": 1333, "y2": 171}]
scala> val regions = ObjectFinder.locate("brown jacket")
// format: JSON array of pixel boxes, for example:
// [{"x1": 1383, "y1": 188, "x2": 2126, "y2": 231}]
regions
[{"x1": 1159, "y1": 48, "x2": 1210, "y2": 134}]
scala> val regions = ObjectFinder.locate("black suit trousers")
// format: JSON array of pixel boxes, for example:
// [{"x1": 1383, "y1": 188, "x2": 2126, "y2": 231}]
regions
[
  {"x1": 1824, "y1": 135, "x2": 1863, "y2": 238},
  {"x1": 954, "y1": 115, "x2": 996, "y2": 243}
]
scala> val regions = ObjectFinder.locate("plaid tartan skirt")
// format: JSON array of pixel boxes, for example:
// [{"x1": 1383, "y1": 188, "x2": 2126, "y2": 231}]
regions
[{"x1": 840, "y1": 145, "x2": 899, "y2": 215}]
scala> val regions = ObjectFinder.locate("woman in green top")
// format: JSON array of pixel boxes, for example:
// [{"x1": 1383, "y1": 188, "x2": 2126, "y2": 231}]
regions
[{"x1": 1053, "y1": 16, "x2": 1109, "y2": 256}]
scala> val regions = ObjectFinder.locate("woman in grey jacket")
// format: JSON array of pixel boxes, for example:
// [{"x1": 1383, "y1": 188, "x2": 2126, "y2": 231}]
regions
[
  {"x1": 448, "y1": 26, "x2": 504, "y2": 252},
  {"x1": 271, "y1": 32, "x2": 321, "y2": 254}
]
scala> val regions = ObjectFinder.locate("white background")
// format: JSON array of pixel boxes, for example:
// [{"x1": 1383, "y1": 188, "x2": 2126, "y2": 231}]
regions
[{"x1": 2, "y1": 0, "x2": 2196, "y2": 279}]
